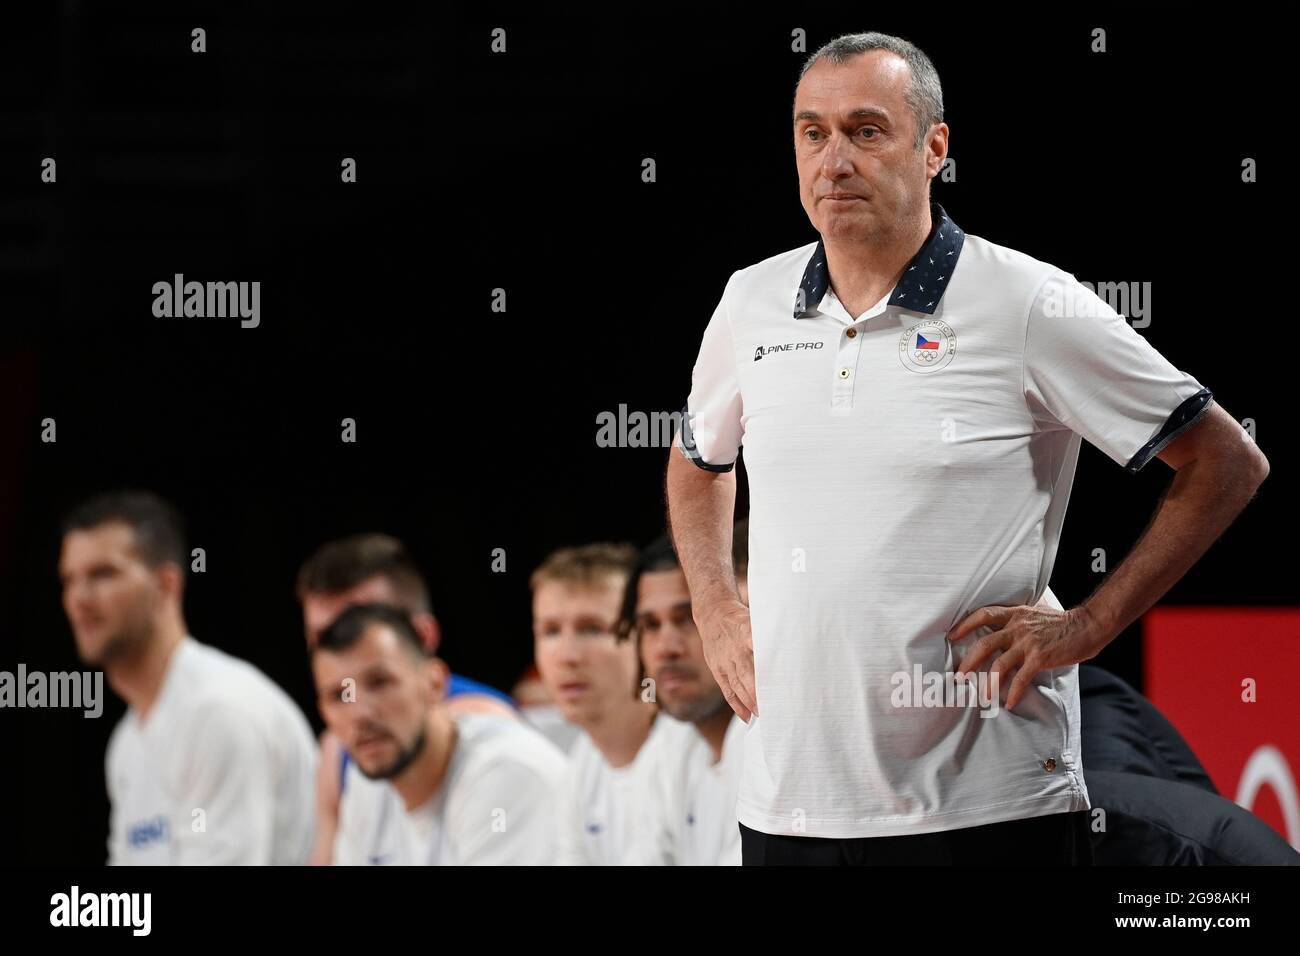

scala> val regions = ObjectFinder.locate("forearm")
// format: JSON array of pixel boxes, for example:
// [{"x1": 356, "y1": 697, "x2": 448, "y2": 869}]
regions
[
  {"x1": 664, "y1": 447, "x2": 742, "y2": 620},
  {"x1": 309, "y1": 800, "x2": 338, "y2": 865},
  {"x1": 1077, "y1": 454, "x2": 1267, "y2": 649}
]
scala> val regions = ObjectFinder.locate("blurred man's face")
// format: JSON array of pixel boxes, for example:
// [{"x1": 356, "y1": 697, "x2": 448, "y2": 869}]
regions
[
  {"x1": 302, "y1": 575, "x2": 398, "y2": 649},
  {"x1": 793, "y1": 50, "x2": 941, "y2": 243},
  {"x1": 532, "y1": 578, "x2": 638, "y2": 726},
  {"x1": 60, "y1": 522, "x2": 166, "y2": 666},
  {"x1": 312, "y1": 623, "x2": 435, "y2": 779},
  {"x1": 636, "y1": 568, "x2": 727, "y2": 723}
]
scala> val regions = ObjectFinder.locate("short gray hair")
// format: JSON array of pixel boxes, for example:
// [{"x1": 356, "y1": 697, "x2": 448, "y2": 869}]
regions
[{"x1": 796, "y1": 32, "x2": 944, "y2": 149}]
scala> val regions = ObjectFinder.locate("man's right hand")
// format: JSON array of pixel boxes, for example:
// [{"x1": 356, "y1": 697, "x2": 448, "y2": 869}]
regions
[{"x1": 696, "y1": 598, "x2": 759, "y2": 722}]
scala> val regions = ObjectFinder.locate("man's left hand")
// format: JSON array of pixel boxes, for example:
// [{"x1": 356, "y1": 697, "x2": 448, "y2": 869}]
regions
[{"x1": 948, "y1": 604, "x2": 1106, "y2": 710}]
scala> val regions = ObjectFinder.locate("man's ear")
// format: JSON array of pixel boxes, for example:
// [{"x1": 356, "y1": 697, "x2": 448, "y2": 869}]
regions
[
  {"x1": 156, "y1": 562, "x2": 185, "y2": 601},
  {"x1": 413, "y1": 613, "x2": 441, "y2": 655},
  {"x1": 426, "y1": 656, "x2": 451, "y2": 703},
  {"x1": 925, "y1": 122, "x2": 949, "y2": 179}
]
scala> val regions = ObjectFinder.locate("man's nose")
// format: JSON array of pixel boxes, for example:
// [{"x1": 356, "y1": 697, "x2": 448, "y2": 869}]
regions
[
  {"x1": 64, "y1": 580, "x2": 92, "y2": 609},
  {"x1": 647, "y1": 638, "x2": 679, "y2": 665},
  {"x1": 820, "y1": 131, "x2": 855, "y2": 178},
  {"x1": 658, "y1": 623, "x2": 691, "y2": 654},
  {"x1": 346, "y1": 696, "x2": 381, "y2": 728},
  {"x1": 555, "y1": 631, "x2": 586, "y2": 664}
]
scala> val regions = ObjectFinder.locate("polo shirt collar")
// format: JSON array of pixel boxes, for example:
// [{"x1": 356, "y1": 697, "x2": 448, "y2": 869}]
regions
[{"x1": 795, "y1": 201, "x2": 966, "y2": 319}]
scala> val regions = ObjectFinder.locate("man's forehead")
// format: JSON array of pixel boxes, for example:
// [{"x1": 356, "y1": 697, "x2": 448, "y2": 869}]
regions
[
  {"x1": 794, "y1": 52, "x2": 911, "y2": 114},
  {"x1": 317, "y1": 624, "x2": 405, "y2": 666},
  {"x1": 61, "y1": 522, "x2": 139, "y2": 562},
  {"x1": 338, "y1": 575, "x2": 398, "y2": 603},
  {"x1": 303, "y1": 578, "x2": 394, "y2": 632},
  {"x1": 533, "y1": 579, "x2": 621, "y2": 612},
  {"x1": 795, "y1": 104, "x2": 894, "y2": 124},
  {"x1": 637, "y1": 568, "x2": 691, "y2": 606}
]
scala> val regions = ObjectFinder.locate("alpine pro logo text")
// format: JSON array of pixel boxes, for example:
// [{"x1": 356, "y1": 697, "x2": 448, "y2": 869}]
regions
[{"x1": 754, "y1": 341, "x2": 824, "y2": 361}]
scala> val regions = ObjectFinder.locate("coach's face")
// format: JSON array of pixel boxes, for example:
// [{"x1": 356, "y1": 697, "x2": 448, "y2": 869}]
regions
[
  {"x1": 60, "y1": 522, "x2": 170, "y2": 666},
  {"x1": 794, "y1": 50, "x2": 945, "y2": 242},
  {"x1": 637, "y1": 569, "x2": 727, "y2": 723},
  {"x1": 313, "y1": 623, "x2": 437, "y2": 780}
]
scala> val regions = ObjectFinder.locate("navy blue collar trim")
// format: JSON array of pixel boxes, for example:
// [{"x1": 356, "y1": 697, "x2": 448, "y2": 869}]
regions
[{"x1": 795, "y1": 201, "x2": 965, "y2": 318}]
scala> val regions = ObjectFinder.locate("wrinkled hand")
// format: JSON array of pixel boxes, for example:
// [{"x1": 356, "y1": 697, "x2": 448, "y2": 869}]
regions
[
  {"x1": 695, "y1": 599, "x2": 758, "y2": 722},
  {"x1": 948, "y1": 603, "x2": 1103, "y2": 710}
]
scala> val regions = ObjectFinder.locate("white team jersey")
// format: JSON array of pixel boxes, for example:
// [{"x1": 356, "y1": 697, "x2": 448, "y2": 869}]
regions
[
  {"x1": 555, "y1": 712, "x2": 698, "y2": 865},
  {"x1": 520, "y1": 703, "x2": 584, "y2": 755},
  {"x1": 333, "y1": 713, "x2": 568, "y2": 865},
  {"x1": 105, "y1": 637, "x2": 318, "y2": 865},
  {"x1": 679, "y1": 201, "x2": 1211, "y2": 838},
  {"x1": 674, "y1": 715, "x2": 748, "y2": 866}
]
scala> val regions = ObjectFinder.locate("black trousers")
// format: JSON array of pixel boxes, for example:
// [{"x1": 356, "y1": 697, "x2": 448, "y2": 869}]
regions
[{"x1": 740, "y1": 809, "x2": 1094, "y2": 865}]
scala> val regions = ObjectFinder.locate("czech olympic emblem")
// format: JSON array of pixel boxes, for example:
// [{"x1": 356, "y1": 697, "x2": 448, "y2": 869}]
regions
[{"x1": 899, "y1": 319, "x2": 956, "y2": 374}]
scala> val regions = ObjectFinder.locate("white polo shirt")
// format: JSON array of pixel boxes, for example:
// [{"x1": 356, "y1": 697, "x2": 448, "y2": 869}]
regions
[
  {"x1": 671, "y1": 714, "x2": 747, "y2": 866},
  {"x1": 333, "y1": 713, "x2": 568, "y2": 865},
  {"x1": 106, "y1": 637, "x2": 318, "y2": 864},
  {"x1": 555, "y1": 713, "x2": 697, "y2": 865},
  {"x1": 677, "y1": 201, "x2": 1212, "y2": 840}
]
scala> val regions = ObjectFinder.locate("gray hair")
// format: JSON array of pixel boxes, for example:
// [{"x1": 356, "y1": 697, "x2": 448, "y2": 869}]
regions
[{"x1": 796, "y1": 32, "x2": 944, "y2": 149}]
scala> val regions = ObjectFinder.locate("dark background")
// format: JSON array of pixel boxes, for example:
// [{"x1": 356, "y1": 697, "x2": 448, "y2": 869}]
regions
[{"x1": 0, "y1": 3, "x2": 1286, "y2": 864}]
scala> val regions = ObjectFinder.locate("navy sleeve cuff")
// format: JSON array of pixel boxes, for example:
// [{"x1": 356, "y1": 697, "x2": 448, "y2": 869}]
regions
[
  {"x1": 677, "y1": 404, "x2": 736, "y2": 473},
  {"x1": 1123, "y1": 387, "x2": 1214, "y2": 474}
]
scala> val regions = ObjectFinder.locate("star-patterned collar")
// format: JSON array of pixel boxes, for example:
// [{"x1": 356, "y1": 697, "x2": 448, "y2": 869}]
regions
[{"x1": 794, "y1": 201, "x2": 966, "y2": 318}]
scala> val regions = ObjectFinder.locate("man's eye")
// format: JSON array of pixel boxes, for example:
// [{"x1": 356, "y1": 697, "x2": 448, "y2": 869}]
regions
[{"x1": 858, "y1": 127, "x2": 877, "y2": 138}]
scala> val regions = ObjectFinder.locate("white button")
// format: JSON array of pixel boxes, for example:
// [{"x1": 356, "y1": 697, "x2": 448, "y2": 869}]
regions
[{"x1": 838, "y1": 368, "x2": 851, "y2": 379}]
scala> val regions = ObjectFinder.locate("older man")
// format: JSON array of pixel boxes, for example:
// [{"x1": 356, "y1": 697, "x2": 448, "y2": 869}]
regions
[{"x1": 666, "y1": 31, "x2": 1268, "y2": 865}]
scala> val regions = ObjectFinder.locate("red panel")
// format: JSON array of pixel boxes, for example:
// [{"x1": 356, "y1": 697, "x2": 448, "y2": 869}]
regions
[{"x1": 1145, "y1": 607, "x2": 1300, "y2": 848}]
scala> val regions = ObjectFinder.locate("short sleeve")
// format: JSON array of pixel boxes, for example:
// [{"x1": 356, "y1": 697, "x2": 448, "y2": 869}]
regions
[
  {"x1": 677, "y1": 271, "x2": 744, "y2": 472},
  {"x1": 172, "y1": 702, "x2": 276, "y2": 865},
  {"x1": 449, "y1": 761, "x2": 562, "y2": 866},
  {"x1": 1024, "y1": 269, "x2": 1213, "y2": 473}
]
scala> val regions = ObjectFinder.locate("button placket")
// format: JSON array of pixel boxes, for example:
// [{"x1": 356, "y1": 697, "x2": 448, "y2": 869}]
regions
[{"x1": 831, "y1": 322, "x2": 863, "y2": 413}]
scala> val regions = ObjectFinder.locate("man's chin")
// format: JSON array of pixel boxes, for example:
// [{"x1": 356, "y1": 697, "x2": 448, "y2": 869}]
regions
[
  {"x1": 556, "y1": 700, "x2": 593, "y2": 727},
  {"x1": 657, "y1": 693, "x2": 701, "y2": 722},
  {"x1": 661, "y1": 692, "x2": 730, "y2": 725},
  {"x1": 76, "y1": 634, "x2": 118, "y2": 667},
  {"x1": 73, "y1": 644, "x2": 101, "y2": 666},
  {"x1": 820, "y1": 211, "x2": 873, "y2": 235},
  {"x1": 355, "y1": 753, "x2": 399, "y2": 780}
]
